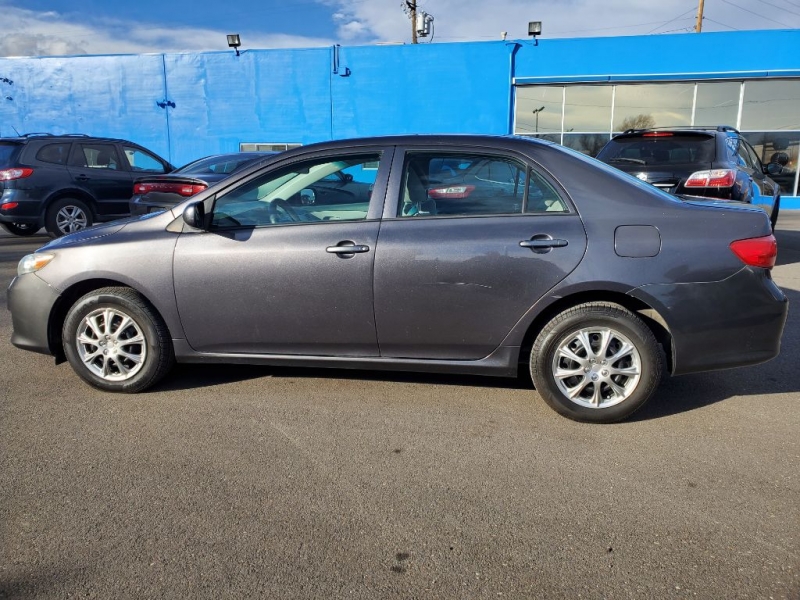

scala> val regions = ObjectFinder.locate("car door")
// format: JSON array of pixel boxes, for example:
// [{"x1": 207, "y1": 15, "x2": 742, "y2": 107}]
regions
[
  {"x1": 67, "y1": 142, "x2": 133, "y2": 217},
  {"x1": 373, "y1": 147, "x2": 587, "y2": 360},
  {"x1": 172, "y1": 148, "x2": 392, "y2": 356}
]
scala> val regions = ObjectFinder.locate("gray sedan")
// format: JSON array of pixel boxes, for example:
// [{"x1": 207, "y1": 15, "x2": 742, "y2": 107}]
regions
[{"x1": 7, "y1": 135, "x2": 788, "y2": 423}]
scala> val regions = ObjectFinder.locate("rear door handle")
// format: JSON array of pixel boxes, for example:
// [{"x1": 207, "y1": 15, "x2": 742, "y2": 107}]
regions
[
  {"x1": 75, "y1": 175, "x2": 90, "y2": 181},
  {"x1": 326, "y1": 243, "x2": 370, "y2": 254}
]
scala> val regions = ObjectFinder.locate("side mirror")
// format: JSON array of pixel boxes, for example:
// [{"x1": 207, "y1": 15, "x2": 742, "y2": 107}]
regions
[
  {"x1": 300, "y1": 189, "x2": 316, "y2": 205},
  {"x1": 183, "y1": 201, "x2": 206, "y2": 229},
  {"x1": 765, "y1": 163, "x2": 784, "y2": 176}
]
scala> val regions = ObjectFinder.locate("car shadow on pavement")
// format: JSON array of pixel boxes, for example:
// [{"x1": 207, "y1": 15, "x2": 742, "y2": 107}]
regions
[
  {"x1": 154, "y1": 362, "x2": 533, "y2": 394},
  {"x1": 775, "y1": 222, "x2": 800, "y2": 266}
]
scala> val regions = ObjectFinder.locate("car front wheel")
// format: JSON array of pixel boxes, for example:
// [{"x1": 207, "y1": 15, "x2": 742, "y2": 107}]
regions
[
  {"x1": 62, "y1": 287, "x2": 174, "y2": 392},
  {"x1": 530, "y1": 302, "x2": 662, "y2": 423}
]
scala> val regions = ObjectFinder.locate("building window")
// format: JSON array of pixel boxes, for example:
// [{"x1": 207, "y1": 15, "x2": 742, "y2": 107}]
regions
[
  {"x1": 514, "y1": 78, "x2": 800, "y2": 196},
  {"x1": 239, "y1": 143, "x2": 302, "y2": 152}
]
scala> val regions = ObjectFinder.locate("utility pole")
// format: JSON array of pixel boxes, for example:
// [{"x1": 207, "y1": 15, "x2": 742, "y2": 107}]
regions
[
  {"x1": 695, "y1": 0, "x2": 705, "y2": 32},
  {"x1": 407, "y1": 0, "x2": 418, "y2": 44}
]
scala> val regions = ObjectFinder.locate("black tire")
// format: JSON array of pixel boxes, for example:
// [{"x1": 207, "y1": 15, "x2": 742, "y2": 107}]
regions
[
  {"x1": 0, "y1": 222, "x2": 40, "y2": 236},
  {"x1": 530, "y1": 302, "x2": 662, "y2": 423},
  {"x1": 45, "y1": 197, "x2": 93, "y2": 238},
  {"x1": 62, "y1": 287, "x2": 174, "y2": 393}
]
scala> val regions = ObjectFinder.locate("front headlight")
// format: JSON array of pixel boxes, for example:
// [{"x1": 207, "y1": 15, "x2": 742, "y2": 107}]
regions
[{"x1": 17, "y1": 253, "x2": 56, "y2": 276}]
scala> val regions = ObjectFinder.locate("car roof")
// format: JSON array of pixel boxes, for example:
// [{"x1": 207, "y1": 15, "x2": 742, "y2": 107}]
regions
[
  {"x1": 276, "y1": 134, "x2": 555, "y2": 157},
  {"x1": 615, "y1": 126, "x2": 739, "y2": 138},
  {"x1": 0, "y1": 133, "x2": 142, "y2": 144}
]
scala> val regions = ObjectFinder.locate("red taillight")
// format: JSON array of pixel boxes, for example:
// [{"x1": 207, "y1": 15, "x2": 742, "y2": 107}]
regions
[
  {"x1": 730, "y1": 234, "x2": 777, "y2": 269},
  {"x1": 684, "y1": 169, "x2": 736, "y2": 188},
  {"x1": 0, "y1": 202, "x2": 19, "y2": 210},
  {"x1": 0, "y1": 167, "x2": 33, "y2": 181},
  {"x1": 642, "y1": 132, "x2": 674, "y2": 137},
  {"x1": 133, "y1": 181, "x2": 208, "y2": 197},
  {"x1": 427, "y1": 184, "x2": 475, "y2": 199}
]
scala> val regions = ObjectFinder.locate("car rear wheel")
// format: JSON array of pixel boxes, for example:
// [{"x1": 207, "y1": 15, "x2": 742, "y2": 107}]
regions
[
  {"x1": 0, "y1": 222, "x2": 40, "y2": 236},
  {"x1": 62, "y1": 287, "x2": 174, "y2": 393},
  {"x1": 46, "y1": 197, "x2": 93, "y2": 237},
  {"x1": 530, "y1": 302, "x2": 662, "y2": 423}
]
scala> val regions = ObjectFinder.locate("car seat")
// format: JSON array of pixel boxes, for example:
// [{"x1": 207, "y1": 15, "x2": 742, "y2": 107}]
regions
[
  {"x1": 401, "y1": 162, "x2": 437, "y2": 216},
  {"x1": 95, "y1": 150, "x2": 116, "y2": 170}
]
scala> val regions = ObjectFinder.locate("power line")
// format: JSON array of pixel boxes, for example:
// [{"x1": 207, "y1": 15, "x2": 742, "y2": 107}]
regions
[
  {"x1": 719, "y1": 0, "x2": 798, "y2": 26},
  {"x1": 703, "y1": 16, "x2": 740, "y2": 29},
  {"x1": 646, "y1": 6, "x2": 699, "y2": 33},
  {"x1": 751, "y1": 0, "x2": 800, "y2": 17},
  {"x1": 549, "y1": 17, "x2": 695, "y2": 35}
]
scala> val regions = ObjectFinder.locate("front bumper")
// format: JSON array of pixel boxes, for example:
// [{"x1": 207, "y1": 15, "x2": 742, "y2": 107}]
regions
[
  {"x1": 7, "y1": 273, "x2": 61, "y2": 356},
  {"x1": 632, "y1": 267, "x2": 788, "y2": 375}
]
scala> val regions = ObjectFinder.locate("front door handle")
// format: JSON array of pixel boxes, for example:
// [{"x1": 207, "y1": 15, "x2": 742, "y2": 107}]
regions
[
  {"x1": 519, "y1": 238, "x2": 568, "y2": 249},
  {"x1": 326, "y1": 243, "x2": 370, "y2": 254},
  {"x1": 75, "y1": 175, "x2": 90, "y2": 181}
]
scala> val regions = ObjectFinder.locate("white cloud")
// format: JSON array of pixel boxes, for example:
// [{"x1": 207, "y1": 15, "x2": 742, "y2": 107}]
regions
[
  {"x1": 0, "y1": 0, "x2": 797, "y2": 58},
  {"x1": 0, "y1": 5, "x2": 335, "y2": 58},
  {"x1": 319, "y1": 0, "x2": 800, "y2": 44}
]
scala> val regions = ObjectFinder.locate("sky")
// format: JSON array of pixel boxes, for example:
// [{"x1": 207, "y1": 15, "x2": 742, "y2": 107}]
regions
[{"x1": 0, "y1": 0, "x2": 798, "y2": 57}]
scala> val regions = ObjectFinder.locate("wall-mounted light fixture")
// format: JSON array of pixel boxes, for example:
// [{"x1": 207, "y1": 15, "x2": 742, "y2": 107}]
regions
[
  {"x1": 227, "y1": 34, "x2": 241, "y2": 56},
  {"x1": 528, "y1": 21, "x2": 542, "y2": 46}
]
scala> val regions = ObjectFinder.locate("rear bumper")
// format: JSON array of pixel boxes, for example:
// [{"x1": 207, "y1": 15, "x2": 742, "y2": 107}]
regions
[
  {"x1": 0, "y1": 189, "x2": 44, "y2": 225},
  {"x1": 7, "y1": 273, "x2": 61, "y2": 356},
  {"x1": 129, "y1": 193, "x2": 180, "y2": 216},
  {"x1": 632, "y1": 267, "x2": 788, "y2": 376}
]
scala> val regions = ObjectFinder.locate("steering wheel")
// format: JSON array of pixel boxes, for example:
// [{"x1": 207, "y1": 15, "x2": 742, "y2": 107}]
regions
[{"x1": 268, "y1": 198, "x2": 300, "y2": 224}]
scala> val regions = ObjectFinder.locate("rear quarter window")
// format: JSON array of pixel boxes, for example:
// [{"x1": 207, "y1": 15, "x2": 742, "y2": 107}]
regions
[{"x1": 35, "y1": 143, "x2": 70, "y2": 165}]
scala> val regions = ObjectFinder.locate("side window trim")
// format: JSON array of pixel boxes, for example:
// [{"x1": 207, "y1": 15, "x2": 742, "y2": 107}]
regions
[
  {"x1": 206, "y1": 147, "x2": 394, "y2": 230},
  {"x1": 384, "y1": 146, "x2": 573, "y2": 220}
]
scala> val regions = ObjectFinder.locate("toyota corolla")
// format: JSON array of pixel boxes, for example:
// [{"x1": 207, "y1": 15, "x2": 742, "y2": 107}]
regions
[{"x1": 7, "y1": 135, "x2": 788, "y2": 423}]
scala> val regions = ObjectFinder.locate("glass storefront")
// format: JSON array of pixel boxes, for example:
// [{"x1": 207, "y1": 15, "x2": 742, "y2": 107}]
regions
[{"x1": 515, "y1": 79, "x2": 800, "y2": 195}]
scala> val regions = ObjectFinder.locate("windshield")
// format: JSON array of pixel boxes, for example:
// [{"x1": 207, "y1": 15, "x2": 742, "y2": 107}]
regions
[
  {"x1": 596, "y1": 134, "x2": 715, "y2": 165},
  {"x1": 0, "y1": 142, "x2": 21, "y2": 167}
]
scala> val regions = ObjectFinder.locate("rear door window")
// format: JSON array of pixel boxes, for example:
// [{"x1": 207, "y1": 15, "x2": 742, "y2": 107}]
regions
[
  {"x1": 398, "y1": 152, "x2": 567, "y2": 217},
  {"x1": 70, "y1": 144, "x2": 122, "y2": 170}
]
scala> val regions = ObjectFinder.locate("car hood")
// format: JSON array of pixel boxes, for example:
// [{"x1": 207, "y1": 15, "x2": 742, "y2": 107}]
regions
[{"x1": 38, "y1": 211, "x2": 168, "y2": 251}]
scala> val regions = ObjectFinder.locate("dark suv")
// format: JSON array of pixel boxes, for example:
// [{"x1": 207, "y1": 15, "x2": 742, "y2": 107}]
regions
[
  {"x1": 0, "y1": 134, "x2": 173, "y2": 237},
  {"x1": 595, "y1": 126, "x2": 781, "y2": 227}
]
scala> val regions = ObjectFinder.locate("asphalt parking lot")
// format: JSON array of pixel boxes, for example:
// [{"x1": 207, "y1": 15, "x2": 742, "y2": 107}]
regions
[{"x1": 1, "y1": 216, "x2": 798, "y2": 599}]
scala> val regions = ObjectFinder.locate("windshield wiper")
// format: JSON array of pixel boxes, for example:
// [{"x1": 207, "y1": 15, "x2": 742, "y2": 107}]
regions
[{"x1": 608, "y1": 157, "x2": 647, "y2": 165}]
